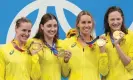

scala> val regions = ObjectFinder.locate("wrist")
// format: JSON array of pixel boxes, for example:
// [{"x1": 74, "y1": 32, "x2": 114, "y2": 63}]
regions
[
  {"x1": 64, "y1": 59, "x2": 69, "y2": 63},
  {"x1": 115, "y1": 44, "x2": 120, "y2": 47}
]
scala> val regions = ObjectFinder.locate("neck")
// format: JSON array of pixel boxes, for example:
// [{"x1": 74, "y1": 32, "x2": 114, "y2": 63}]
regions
[
  {"x1": 80, "y1": 33, "x2": 91, "y2": 42},
  {"x1": 111, "y1": 30, "x2": 115, "y2": 34},
  {"x1": 14, "y1": 37, "x2": 24, "y2": 48},
  {"x1": 111, "y1": 29, "x2": 121, "y2": 34},
  {"x1": 44, "y1": 36, "x2": 54, "y2": 47}
]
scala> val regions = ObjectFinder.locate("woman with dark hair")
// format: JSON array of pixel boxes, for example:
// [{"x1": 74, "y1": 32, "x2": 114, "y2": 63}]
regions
[
  {"x1": 102, "y1": 6, "x2": 133, "y2": 80},
  {"x1": 0, "y1": 17, "x2": 33, "y2": 80},
  {"x1": 27, "y1": 13, "x2": 70, "y2": 80},
  {"x1": 61, "y1": 11, "x2": 109, "y2": 80}
]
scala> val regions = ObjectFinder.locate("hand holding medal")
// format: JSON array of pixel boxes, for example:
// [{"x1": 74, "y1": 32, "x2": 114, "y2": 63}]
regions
[
  {"x1": 64, "y1": 50, "x2": 72, "y2": 63},
  {"x1": 28, "y1": 41, "x2": 44, "y2": 55},
  {"x1": 97, "y1": 35, "x2": 107, "y2": 53},
  {"x1": 113, "y1": 31, "x2": 125, "y2": 45},
  {"x1": 57, "y1": 48, "x2": 66, "y2": 57},
  {"x1": 97, "y1": 34, "x2": 106, "y2": 47},
  {"x1": 97, "y1": 39, "x2": 106, "y2": 47},
  {"x1": 113, "y1": 31, "x2": 125, "y2": 40}
]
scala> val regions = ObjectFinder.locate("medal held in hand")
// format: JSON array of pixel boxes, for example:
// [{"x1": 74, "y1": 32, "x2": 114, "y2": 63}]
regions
[
  {"x1": 97, "y1": 39, "x2": 106, "y2": 46},
  {"x1": 29, "y1": 41, "x2": 43, "y2": 55},
  {"x1": 57, "y1": 49, "x2": 65, "y2": 57},
  {"x1": 113, "y1": 31, "x2": 125, "y2": 40}
]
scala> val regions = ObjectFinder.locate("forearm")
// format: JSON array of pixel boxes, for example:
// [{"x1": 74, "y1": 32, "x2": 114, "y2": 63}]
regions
[
  {"x1": 99, "y1": 53, "x2": 109, "y2": 76},
  {"x1": 31, "y1": 54, "x2": 41, "y2": 80},
  {"x1": 115, "y1": 44, "x2": 131, "y2": 66},
  {"x1": 61, "y1": 61, "x2": 71, "y2": 77}
]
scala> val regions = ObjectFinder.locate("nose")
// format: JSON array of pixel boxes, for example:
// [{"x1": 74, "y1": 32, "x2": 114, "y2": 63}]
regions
[
  {"x1": 113, "y1": 19, "x2": 118, "y2": 24},
  {"x1": 51, "y1": 26, "x2": 56, "y2": 31},
  {"x1": 25, "y1": 31, "x2": 30, "y2": 36},
  {"x1": 85, "y1": 23, "x2": 89, "y2": 27}
]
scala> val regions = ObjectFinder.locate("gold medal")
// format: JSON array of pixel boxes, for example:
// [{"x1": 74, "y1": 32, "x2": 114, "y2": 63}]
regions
[
  {"x1": 97, "y1": 39, "x2": 106, "y2": 46},
  {"x1": 113, "y1": 31, "x2": 125, "y2": 40},
  {"x1": 29, "y1": 41, "x2": 43, "y2": 55},
  {"x1": 31, "y1": 42, "x2": 41, "y2": 50},
  {"x1": 113, "y1": 31, "x2": 121, "y2": 40},
  {"x1": 57, "y1": 49, "x2": 65, "y2": 57}
]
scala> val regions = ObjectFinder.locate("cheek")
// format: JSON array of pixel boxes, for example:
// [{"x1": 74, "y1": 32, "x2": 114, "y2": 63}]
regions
[
  {"x1": 120, "y1": 20, "x2": 123, "y2": 24},
  {"x1": 55, "y1": 27, "x2": 58, "y2": 31},
  {"x1": 108, "y1": 21, "x2": 113, "y2": 26},
  {"x1": 90, "y1": 24, "x2": 93, "y2": 28},
  {"x1": 28, "y1": 32, "x2": 31, "y2": 36},
  {"x1": 43, "y1": 29, "x2": 49, "y2": 35}
]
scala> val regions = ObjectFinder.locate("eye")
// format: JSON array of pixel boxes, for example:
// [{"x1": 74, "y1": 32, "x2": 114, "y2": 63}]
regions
[
  {"x1": 22, "y1": 29, "x2": 26, "y2": 32},
  {"x1": 28, "y1": 30, "x2": 31, "y2": 33},
  {"x1": 117, "y1": 18, "x2": 121, "y2": 21},
  {"x1": 88, "y1": 21, "x2": 92, "y2": 24},
  {"x1": 47, "y1": 24, "x2": 52, "y2": 28},
  {"x1": 54, "y1": 24, "x2": 57, "y2": 28},
  {"x1": 110, "y1": 18, "x2": 115, "y2": 21},
  {"x1": 81, "y1": 21, "x2": 86, "y2": 24}
]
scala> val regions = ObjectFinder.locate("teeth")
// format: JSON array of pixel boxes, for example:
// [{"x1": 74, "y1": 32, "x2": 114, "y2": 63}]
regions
[
  {"x1": 84, "y1": 29, "x2": 90, "y2": 31},
  {"x1": 22, "y1": 35, "x2": 28, "y2": 39}
]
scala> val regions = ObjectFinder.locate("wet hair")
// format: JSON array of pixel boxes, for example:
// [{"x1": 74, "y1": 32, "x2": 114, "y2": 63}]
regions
[
  {"x1": 15, "y1": 17, "x2": 32, "y2": 28},
  {"x1": 104, "y1": 6, "x2": 128, "y2": 35},
  {"x1": 34, "y1": 13, "x2": 59, "y2": 43}
]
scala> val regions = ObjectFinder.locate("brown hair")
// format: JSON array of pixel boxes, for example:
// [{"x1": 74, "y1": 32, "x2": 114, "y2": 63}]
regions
[
  {"x1": 104, "y1": 6, "x2": 128, "y2": 35},
  {"x1": 16, "y1": 17, "x2": 32, "y2": 28},
  {"x1": 34, "y1": 13, "x2": 59, "y2": 43}
]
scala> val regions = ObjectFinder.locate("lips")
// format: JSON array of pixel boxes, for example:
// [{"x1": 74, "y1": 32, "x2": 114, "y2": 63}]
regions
[
  {"x1": 83, "y1": 27, "x2": 91, "y2": 32},
  {"x1": 22, "y1": 35, "x2": 28, "y2": 40},
  {"x1": 112, "y1": 23, "x2": 121, "y2": 28},
  {"x1": 48, "y1": 31, "x2": 56, "y2": 35}
]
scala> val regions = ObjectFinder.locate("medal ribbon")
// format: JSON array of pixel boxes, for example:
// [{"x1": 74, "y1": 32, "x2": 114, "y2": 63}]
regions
[
  {"x1": 44, "y1": 42, "x2": 58, "y2": 56},
  {"x1": 12, "y1": 40, "x2": 25, "y2": 52}
]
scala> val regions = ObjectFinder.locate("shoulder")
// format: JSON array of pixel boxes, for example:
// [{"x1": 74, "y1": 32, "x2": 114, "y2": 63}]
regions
[
  {"x1": 64, "y1": 36, "x2": 76, "y2": 42},
  {"x1": 0, "y1": 42, "x2": 12, "y2": 50},
  {"x1": 26, "y1": 38, "x2": 43, "y2": 47},
  {"x1": 57, "y1": 37, "x2": 76, "y2": 49},
  {"x1": 0, "y1": 42, "x2": 13, "y2": 55},
  {"x1": 127, "y1": 30, "x2": 133, "y2": 35}
]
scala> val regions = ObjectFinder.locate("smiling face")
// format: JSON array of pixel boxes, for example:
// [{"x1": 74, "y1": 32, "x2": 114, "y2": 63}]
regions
[
  {"x1": 108, "y1": 11, "x2": 123, "y2": 32},
  {"x1": 15, "y1": 22, "x2": 32, "y2": 43},
  {"x1": 77, "y1": 14, "x2": 93, "y2": 35},
  {"x1": 41, "y1": 19, "x2": 58, "y2": 39}
]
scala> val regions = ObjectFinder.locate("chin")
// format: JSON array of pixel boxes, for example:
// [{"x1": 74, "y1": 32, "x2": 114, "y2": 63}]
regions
[
  {"x1": 114, "y1": 28, "x2": 121, "y2": 31},
  {"x1": 21, "y1": 39, "x2": 27, "y2": 43},
  {"x1": 49, "y1": 35, "x2": 55, "y2": 38}
]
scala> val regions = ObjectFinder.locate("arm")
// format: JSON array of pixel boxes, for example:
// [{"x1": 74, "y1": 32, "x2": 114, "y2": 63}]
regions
[
  {"x1": 114, "y1": 44, "x2": 131, "y2": 66},
  {"x1": 98, "y1": 36, "x2": 109, "y2": 76},
  {"x1": 0, "y1": 48, "x2": 5, "y2": 80},
  {"x1": 114, "y1": 32, "x2": 133, "y2": 74},
  {"x1": 61, "y1": 59, "x2": 71, "y2": 77},
  {"x1": 61, "y1": 50, "x2": 71, "y2": 77},
  {"x1": 26, "y1": 38, "x2": 43, "y2": 80},
  {"x1": 98, "y1": 52, "x2": 109, "y2": 76},
  {"x1": 125, "y1": 41, "x2": 133, "y2": 75},
  {"x1": 114, "y1": 42, "x2": 133, "y2": 74},
  {"x1": 58, "y1": 39, "x2": 71, "y2": 77},
  {"x1": 30, "y1": 54, "x2": 41, "y2": 80}
]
